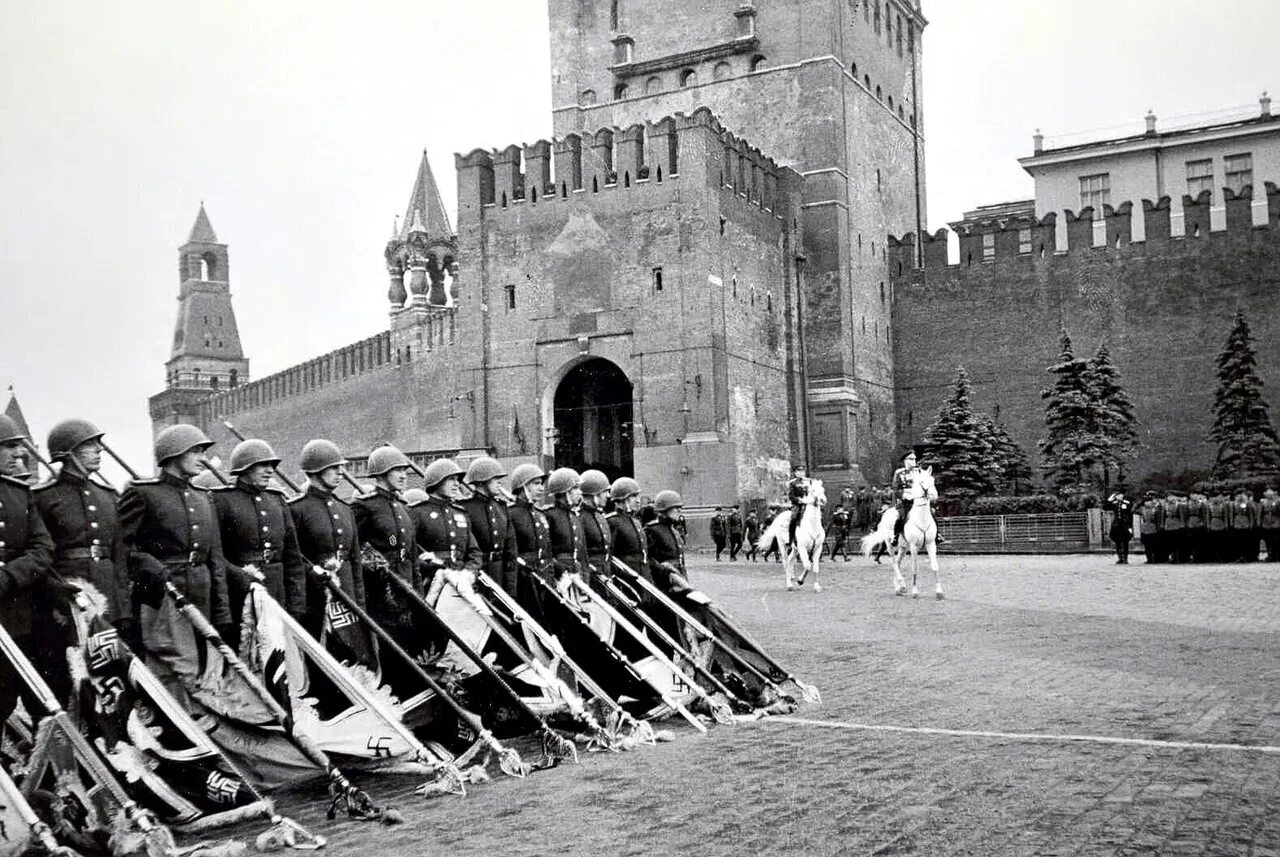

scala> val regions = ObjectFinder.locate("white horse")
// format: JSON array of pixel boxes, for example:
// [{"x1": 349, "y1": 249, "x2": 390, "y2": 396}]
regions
[
  {"x1": 756, "y1": 480, "x2": 827, "y2": 592},
  {"x1": 860, "y1": 468, "x2": 943, "y2": 599}
]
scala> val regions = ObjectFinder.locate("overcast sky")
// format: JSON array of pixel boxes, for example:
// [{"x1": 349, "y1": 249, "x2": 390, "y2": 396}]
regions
[{"x1": 1, "y1": 0, "x2": 1276, "y2": 481}]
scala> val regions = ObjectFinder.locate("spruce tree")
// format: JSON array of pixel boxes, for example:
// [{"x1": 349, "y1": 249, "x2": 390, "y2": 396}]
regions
[
  {"x1": 1086, "y1": 341, "x2": 1139, "y2": 490},
  {"x1": 1209, "y1": 311, "x2": 1280, "y2": 478},
  {"x1": 1039, "y1": 328, "x2": 1099, "y2": 494},
  {"x1": 980, "y1": 414, "x2": 1034, "y2": 494},
  {"x1": 922, "y1": 367, "x2": 994, "y2": 498}
]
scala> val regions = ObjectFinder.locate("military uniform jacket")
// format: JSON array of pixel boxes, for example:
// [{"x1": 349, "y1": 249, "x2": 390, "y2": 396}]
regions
[
  {"x1": 352, "y1": 487, "x2": 421, "y2": 590},
  {"x1": 1138, "y1": 500, "x2": 1164, "y2": 535},
  {"x1": 1207, "y1": 498, "x2": 1231, "y2": 531},
  {"x1": 787, "y1": 478, "x2": 809, "y2": 506},
  {"x1": 409, "y1": 497, "x2": 481, "y2": 574},
  {"x1": 289, "y1": 484, "x2": 364, "y2": 609},
  {"x1": 544, "y1": 501, "x2": 586, "y2": 575},
  {"x1": 1185, "y1": 498, "x2": 1209, "y2": 529},
  {"x1": 210, "y1": 483, "x2": 307, "y2": 618},
  {"x1": 0, "y1": 474, "x2": 54, "y2": 636},
  {"x1": 645, "y1": 519, "x2": 685, "y2": 592},
  {"x1": 459, "y1": 495, "x2": 516, "y2": 580},
  {"x1": 1261, "y1": 498, "x2": 1280, "y2": 530},
  {"x1": 728, "y1": 513, "x2": 744, "y2": 537},
  {"x1": 1160, "y1": 498, "x2": 1187, "y2": 531},
  {"x1": 607, "y1": 511, "x2": 649, "y2": 580},
  {"x1": 118, "y1": 473, "x2": 230, "y2": 625},
  {"x1": 1230, "y1": 499, "x2": 1259, "y2": 530},
  {"x1": 1102, "y1": 496, "x2": 1134, "y2": 538},
  {"x1": 579, "y1": 503, "x2": 611, "y2": 577},
  {"x1": 709, "y1": 514, "x2": 727, "y2": 541},
  {"x1": 829, "y1": 507, "x2": 850, "y2": 532},
  {"x1": 743, "y1": 515, "x2": 760, "y2": 539},
  {"x1": 509, "y1": 499, "x2": 551, "y2": 571},
  {"x1": 34, "y1": 469, "x2": 130, "y2": 624},
  {"x1": 890, "y1": 468, "x2": 917, "y2": 502}
]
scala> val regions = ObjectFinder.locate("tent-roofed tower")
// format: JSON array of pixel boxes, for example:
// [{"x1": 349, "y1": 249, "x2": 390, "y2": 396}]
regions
[
  {"x1": 385, "y1": 151, "x2": 458, "y2": 352},
  {"x1": 149, "y1": 204, "x2": 250, "y2": 428}
]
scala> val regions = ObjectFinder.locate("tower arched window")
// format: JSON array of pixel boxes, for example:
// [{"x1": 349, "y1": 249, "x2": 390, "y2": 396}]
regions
[
  {"x1": 645, "y1": 76, "x2": 662, "y2": 94},
  {"x1": 230, "y1": 368, "x2": 238, "y2": 388},
  {"x1": 580, "y1": 89, "x2": 597, "y2": 106},
  {"x1": 679, "y1": 68, "x2": 696, "y2": 88},
  {"x1": 614, "y1": 83, "x2": 628, "y2": 100},
  {"x1": 713, "y1": 61, "x2": 731, "y2": 81},
  {"x1": 750, "y1": 55, "x2": 766, "y2": 73}
]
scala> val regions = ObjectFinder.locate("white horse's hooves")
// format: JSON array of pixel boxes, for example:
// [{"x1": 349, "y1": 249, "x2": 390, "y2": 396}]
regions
[
  {"x1": 785, "y1": 581, "x2": 796, "y2": 591},
  {"x1": 894, "y1": 586, "x2": 907, "y2": 596},
  {"x1": 935, "y1": 591, "x2": 945, "y2": 600},
  {"x1": 813, "y1": 583, "x2": 822, "y2": 593},
  {"x1": 911, "y1": 588, "x2": 920, "y2": 599}
]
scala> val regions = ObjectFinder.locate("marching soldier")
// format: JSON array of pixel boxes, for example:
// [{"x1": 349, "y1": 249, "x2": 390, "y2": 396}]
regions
[
  {"x1": 32, "y1": 419, "x2": 131, "y2": 702},
  {"x1": 117, "y1": 424, "x2": 232, "y2": 701},
  {"x1": 1230, "y1": 489, "x2": 1260, "y2": 562},
  {"x1": 827, "y1": 503, "x2": 852, "y2": 561},
  {"x1": 646, "y1": 490, "x2": 689, "y2": 595},
  {"x1": 709, "y1": 507, "x2": 728, "y2": 562},
  {"x1": 578, "y1": 469, "x2": 612, "y2": 584},
  {"x1": 1185, "y1": 492, "x2": 1209, "y2": 563},
  {"x1": 209, "y1": 439, "x2": 308, "y2": 647},
  {"x1": 743, "y1": 509, "x2": 761, "y2": 562},
  {"x1": 1206, "y1": 491, "x2": 1232, "y2": 563},
  {"x1": 0, "y1": 414, "x2": 55, "y2": 725},
  {"x1": 1137, "y1": 491, "x2": 1164, "y2": 563},
  {"x1": 288, "y1": 439, "x2": 363, "y2": 638},
  {"x1": 544, "y1": 467, "x2": 586, "y2": 580},
  {"x1": 1160, "y1": 491, "x2": 1187, "y2": 564},
  {"x1": 407, "y1": 459, "x2": 481, "y2": 580},
  {"x1": 888, "y1": 451, "x2": 920, "y2": 549},
  {"x1": 606, "y1": 477, "x2": 649, "y2": 583},
  {"x1": 460, "y1": 457, "x2": 517, "y2": 597},
  {"x1": 1260, "y1": 486, "x2": 1280, "y2": 562},
  {"x1": 727, "y1": 504, "x2": 744, "y2": 561},
  {"x1": 1102, "y1": 492, "x2": 1135, "y2": 565}
]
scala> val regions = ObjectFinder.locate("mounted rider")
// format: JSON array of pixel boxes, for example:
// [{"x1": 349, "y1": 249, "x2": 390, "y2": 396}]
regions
[
  {"x1": 786, "y1": 463, "x2": 809, "y2": 549},
  {"x1": 890, "y1": 448, "x2": 921, "y2": 547}
]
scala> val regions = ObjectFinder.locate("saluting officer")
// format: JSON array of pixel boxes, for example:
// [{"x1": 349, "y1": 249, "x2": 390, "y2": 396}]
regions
[
  {"x1": 646, "y1": 490, "x2": 689, "y2": 595},
  {"x1": 32, "y1": 419, "x2": 131, "y2": 702},
  {"x1": 544, "y1": 467, "x2": 587, "y2": 579},
  {"x1": 117, "y1": 424, "x2": 232, "y2": 700},
  {"x1": 209, "y1": 439, "x2": 307, "y2": 646},
  {"x1": 578, "y1": 469, "x2": 612, "y2": 585},
  {"x1": 607, "y1": 477, "x2": 649, "y2": 583},
  {"x1": 1102, "y1": 492, "x2": 1135, "y2": 565},
  {"x1": 288, "y1": 439, "x2": 363, "y2": 638},
  {"x1": 0, "y1": 414, "x2": 55, "y2": 725},
  {"x1": 407, "y1": 459, "x2": 481, "y2": 582},
  {"x1": 460, "y1": 457, "x2": 517, "y2": 597},
  {"x1": 889, "y1": 451, "x2": 920, "y2": 548}
]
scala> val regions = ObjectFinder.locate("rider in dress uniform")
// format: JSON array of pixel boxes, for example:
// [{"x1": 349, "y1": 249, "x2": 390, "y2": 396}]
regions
[
  {"x1": 543, "y1": 467, "x2": 587, "y2": 581},
  {"x1": 32, "y1": 419, "x2": 132, "y2": 702},
  {"x1": 0, "y1": 414, "x2": 55, "y2": 724},
  {"x1": 606, "y1": 477, "x2": 649, "y2": 583},
  {"x1": 117, "y1": 424, "x2": 233, "y2": 701},
  {"x1": 578, "y1": 469, "x2": 612, "y2": 585},
  {"x1": 209, "y1": 439, "x2": 308, "y2": 649},
  {"x1": 889, "y1": 450, "x2": 920, "y2": 548},
  {"x1": 785, "y1": 464, "x2": 808, "y2": 550},
  {"x1": 288, "y1": 439, "x2": 363, "y2": 638},
  {"x1": 646, "y1": 490, "x2": 689, "y2": 595},
  {"x1": 407, "y1": 459, "x2": 481, "y2": 582},
  {"x1": 460, "y1": 457, "x2": 517, "y2": 597}
]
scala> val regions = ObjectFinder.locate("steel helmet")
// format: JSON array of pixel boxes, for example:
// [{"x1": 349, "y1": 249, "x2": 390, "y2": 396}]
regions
[
  {"x1": 300, "y1": 439, "x2": 347, "y2": 473},
  {"x1": 402, "y1": 488, "x2": 429, "y2": 506},
  {"x1": 509, "y1": 463, "x2": 546, "y2": 492},
  {"x1": 609, "y1": 476, "x2": 641, "y2": 502},
  {"x1": 545, "y1": 467, "x2": 582, "y2": 495},
  {"x1": 0, "y1": 415, "x2": 28, "y2": 444},
  {"x1": 190, "y1": 469, "x2": 224, "y2": 490},
  {"x1": 228, "y1": 439, "x2": 280, "y2": 474},
  {"x1": 366, "y1": 445, "x2": 411, "y2": 477},
  {"x1": 154, "y1": 424, "x2": 214, "y2": 465},
  {"x1": 653, "y1": 490, "x2": 684, "y2": 512},
  {"x1": 422, "y1": 458, "x2": 465, "y2": 491},
  {"x1": 464, "y1": 456, "x2": 506, "y2": 485},
  {"x1": 580, "y1": 469, "x2": 610, "y2": 496},
  {"x1": 48, "y1": 419, "x2": 104, "y2": 460}
]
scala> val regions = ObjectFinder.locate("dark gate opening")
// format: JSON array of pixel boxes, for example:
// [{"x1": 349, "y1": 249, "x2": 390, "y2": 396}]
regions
[{"x1": 552, "y1": 358, "x2": 634, "y2": 481}]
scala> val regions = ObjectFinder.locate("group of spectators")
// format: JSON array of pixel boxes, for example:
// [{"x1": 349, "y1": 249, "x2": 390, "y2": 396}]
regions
[{"x1": 1106, "y1": 487, "x2": 1280, "y2": 564}]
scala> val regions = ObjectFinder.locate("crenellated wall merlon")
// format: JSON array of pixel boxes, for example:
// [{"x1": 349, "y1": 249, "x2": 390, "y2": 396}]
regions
[
  {"x1": 890, "y1": 183, "x2": 1280, "y2": 277},
  {"x1": 453, "y1": 107, "x2": 790, "y2": 215}
]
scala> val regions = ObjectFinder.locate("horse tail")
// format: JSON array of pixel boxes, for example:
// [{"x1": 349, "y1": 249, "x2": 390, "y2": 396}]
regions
[
  {"x1": 860, "y1": 508, "x2": 898, "y2": 558},
  {"x1": 758, "y1": 511, "x2": 789, "y2": 550}
]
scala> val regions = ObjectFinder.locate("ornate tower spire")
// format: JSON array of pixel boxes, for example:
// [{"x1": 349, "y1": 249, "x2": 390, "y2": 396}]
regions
[
  {"x1": 385, "y1": 151, "x2": 457, "y2": 312},
  {"x1": 149, "y1": 205, "x2": 250, "y2": 429}
]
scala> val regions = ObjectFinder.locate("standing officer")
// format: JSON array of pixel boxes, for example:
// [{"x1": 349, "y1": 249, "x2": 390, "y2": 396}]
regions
[
  {"x1": 727, "y1": 504, "x2": 745, "y2": 561},
  {"x1": 646, "y1": 490, "x2": 689, "y2": 595},
  {"x1": 210, "y1": 439, "x2": 307, "y2": 647},
  {"x1": 1137, "y1": 491, "x2": 1165, "y2": 563},
  {"x1": 606, "y1": 477, "x2": 649, "y2": 583},
  {"x1": 461, "y1": 457, "x2": 516, "y2": 597},
  {"x1": 288, "y1": 439, "x2": 363, "y2": 638},
  {"x1": 1260, "y1": 486, "x2": 1280, "y2": 562},
  {"x1": 1185, "y1": 492, "x2": 1209, "y2": 563},
  {"x1": 1230, "y1": 489, "x2": 1260, "y2": 562},
  {"x1": 32, "y1": 419, "x2": 131, "y2": 702},
  {"x1": 0, "y1": 414, "x2": 54, "y2": 725},
  {"x1": 709, "y1": 507, "x2": 728, "y2": 562},
  {"x1": 1207, "y1": 490, "x2": 1232, "y2": 563},
  {"x1": 544, "y1": 467, "x2": 586, "y2": 580},
  {"x1": 407, "y1": 459, "x2": 481, "y2": 581},
  {"x1": 507, "y1": 464, "x2": 552, "y2": 614},
  {"x1": 1160, "y1": 491, "x2": 1187, "y2": 564},
  {"x1": 118, "y1": 424, "x2": 232, "y2": 701},
  {"x1": 1102, "y1": 492, "x2": 1135, "y2": 564},
  {"x1": 578, "y1": 470, "x2": 612, "y2": 585},
  {"x1": 889, "y1": 451, "x2": 920, "y2": 549}
]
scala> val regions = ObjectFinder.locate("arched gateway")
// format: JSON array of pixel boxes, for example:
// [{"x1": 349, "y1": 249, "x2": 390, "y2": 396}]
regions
[{"x1": 550, "y1": 357, "x2": 633, "y2": 481}]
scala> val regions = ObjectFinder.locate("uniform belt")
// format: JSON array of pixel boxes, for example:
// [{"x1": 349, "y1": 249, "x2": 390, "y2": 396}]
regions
[
  {"x1": 58, "y1": 546, "x2": 113, "y2": 562},
  {"x1": 160, "y1": 552, "x2": 208, "y2": 567},
  {"x1": 232, "y1": 549, "x2": 277, "y2": 565}
]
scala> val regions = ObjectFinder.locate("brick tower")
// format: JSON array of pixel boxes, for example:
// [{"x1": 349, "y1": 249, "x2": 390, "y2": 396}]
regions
[
  {"x1": 547, "y1": 0, "x2": 928, "y2": 484},
  {"x1": 148, "y1": 205, "x2": 250, "y2": 429}
]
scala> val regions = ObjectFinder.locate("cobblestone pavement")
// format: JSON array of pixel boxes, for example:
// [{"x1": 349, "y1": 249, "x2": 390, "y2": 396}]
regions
[{"x1": 232, "y1": 555, "x2": 1280, "y2": 856}]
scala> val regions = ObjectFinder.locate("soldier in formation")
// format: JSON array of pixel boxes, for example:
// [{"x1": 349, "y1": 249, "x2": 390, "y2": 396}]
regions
[{"x1": 1131, "y1": 486, "x2": 1273, "y2": 564}]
